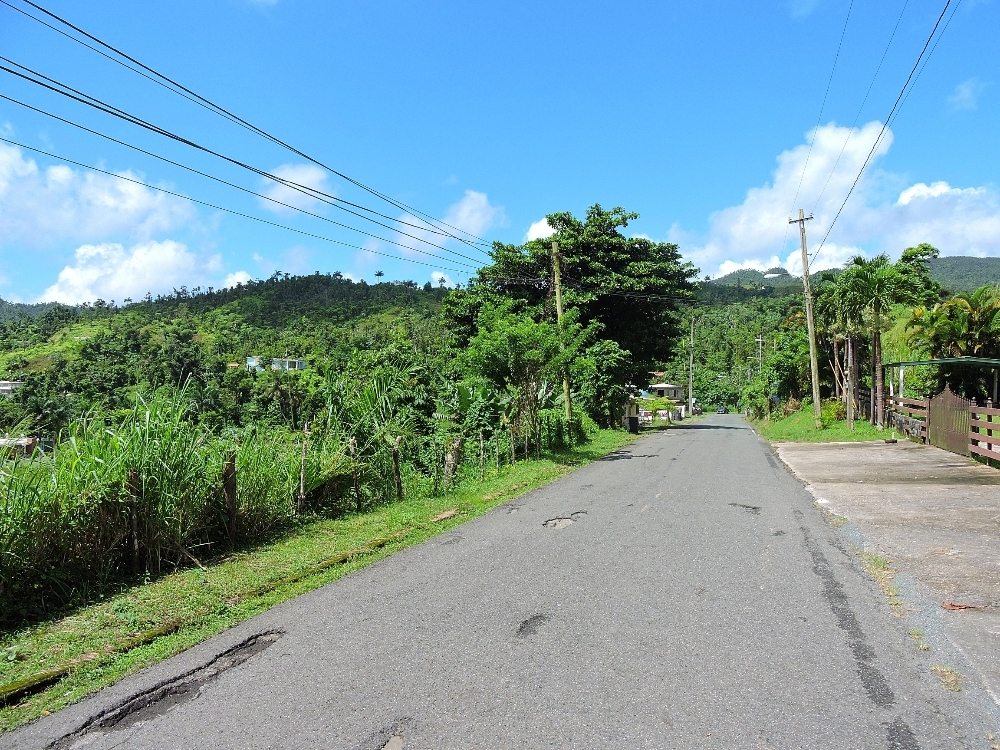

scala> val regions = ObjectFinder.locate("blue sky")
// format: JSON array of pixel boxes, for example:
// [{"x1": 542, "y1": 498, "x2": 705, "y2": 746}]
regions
[{"x1": 0, "y1": 0, "x2": 997, "y2": 303}]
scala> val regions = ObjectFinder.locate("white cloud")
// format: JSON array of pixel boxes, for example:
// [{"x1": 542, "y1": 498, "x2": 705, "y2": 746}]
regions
[
  {"x1": 259, "y1": 163, "x2": 331, "y2": 214},
  {"x1": 789, "y1": 0, "x2": 820, "y2": 17},
  {"x1": 224, "y1": 270, "x2": 252, "y2": 288},
  {"x1": 682, "y1": 120, "x2": 1000, "y2": 276},
  {"x1": 443, "y1": 190, "x2": 507, "y2": 237},
  {"x1": 948, "y1": 78, "x2": 991, "y2": 111},
  {"x1": 526, "y1": 218, "x2": 555, "y2": 241},
  {"x1": 0, "y1": 144, "x2": 193, "y2": 245},
  {"x1": 39, "y1": 240, "x2": 206, "y2": 304},
  {"x1": 394, "y1": 190, "x2": 505, "y2": 260}
]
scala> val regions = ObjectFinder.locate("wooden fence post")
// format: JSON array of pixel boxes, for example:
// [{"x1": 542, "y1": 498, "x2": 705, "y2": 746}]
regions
[
  {"x1": 392, "y1": 435, "x2": 403, "y2": 502},
  {"x1": 223, "y1": 451, "x2": 237, "y2": 541},
  {"x1": 127, "y1": 469, "x2": 141, "y2": 575},
  {"x1": 509, "y1": 424, "x2": 516, "y2": 465},
  {"x1": 479, "y1": 430, "x2": 485, "y2": 482},
  {"x1": 349, "y1": 437, "x2": 362, "y2": 512},
  {"x1": 297, "y1": 423, "x2": 309, "y2": 514}
]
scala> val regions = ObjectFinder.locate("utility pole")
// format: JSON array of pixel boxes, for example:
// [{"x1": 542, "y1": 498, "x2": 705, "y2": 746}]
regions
[
  {"x1": 552, "y1": 242, "x2": 572, "y2": 422},
  {"x1": 755, "y1": 334, "x2": 764, "y2": 374},
  {"x1": 789, "y1": 209, "x2": 822, "y2": 429},
  {"x1": 688, "y1": 316, "x2": 695, "y2": 416}
]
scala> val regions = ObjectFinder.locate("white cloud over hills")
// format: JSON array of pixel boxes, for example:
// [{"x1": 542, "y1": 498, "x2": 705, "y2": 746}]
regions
[
  {"x1": 39, "y1": 240, "x2": 219, "y2": 304},
  {"x1": 0, "y1": 144, "x2": 193, "y2": 245},
  {"x1": 685, "y1": 121, "x2": 1000, "y2": 278},
  {"x1": 259, "y1": 163, "x2": 331, "y2": 214}
]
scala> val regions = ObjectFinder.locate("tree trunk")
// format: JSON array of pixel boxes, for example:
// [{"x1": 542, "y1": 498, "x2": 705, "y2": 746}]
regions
[
  {"x1": 391, "y1": 436, "x2": 403, "y2": 502},
  {"x1": 478, "y1": 431, "x2": 485, "y2": 482},
  {"x1": 444, "y1": 437, "x2": 463, "y2": 486},
  {"x1": 831, "y1": 339, "x2": 842, "y2": 400},
  {"x1": 870, "y1": 329, "x2": 877, "y2": 424},
  {"x1": 875, "y1": 330, "x2": 885, "y2": 428},
  {"x1": 846, "y1": 336, "x2": 855, "y2": 429}
]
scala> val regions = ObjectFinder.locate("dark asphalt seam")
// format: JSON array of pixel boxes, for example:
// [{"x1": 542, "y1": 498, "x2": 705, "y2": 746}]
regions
[
  {"x1": 797, "y1": 519, "x2": 897, "y2": 709},
  {"x1": 796, "y1": 518, "x2": 925, "y2": 748},
  {"x1": 47, "y1": 631, "x2": 283, "y2": 749},
  {"x1": 517, "y1": 614, "x2": 549, "y2": 637}
]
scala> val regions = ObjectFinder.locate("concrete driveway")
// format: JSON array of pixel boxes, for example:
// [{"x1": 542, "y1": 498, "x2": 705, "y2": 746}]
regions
[{"x1": 775, "y1": 439, "x2": 1000, "y2": 723}]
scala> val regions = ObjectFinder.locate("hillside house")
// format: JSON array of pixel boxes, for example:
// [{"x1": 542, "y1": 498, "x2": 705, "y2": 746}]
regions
[
  {"x1": 648, "y1": 382, "x2": 684, "y2": 401},
  {"x1": 246, "y1": 357, "x2": 308, "y2": 372},
  {"x1": 0, "y1": 381, "x2": 23, "y2": 397}
]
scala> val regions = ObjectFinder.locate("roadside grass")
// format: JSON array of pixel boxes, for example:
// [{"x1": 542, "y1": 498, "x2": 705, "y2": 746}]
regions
[
  {"x1": 908, "y1": 628, "x2": 931, "y2": 652},
  {"x1": 930, "y1": 664, "x2": 963, "y2": 692},
  {"x1": 0, "y1": 429, "x2": 636, "y2": 733},
  {"x1": 857, "y1": 550, "x2": 905, "y2": 617},
  {"x1": 755, "y1": 409, "x2": 886, "y2": 443}
]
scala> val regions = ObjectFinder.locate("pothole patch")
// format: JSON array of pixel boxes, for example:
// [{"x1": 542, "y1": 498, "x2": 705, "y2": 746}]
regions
[
  {"x1": 728, "y1": 502, "x2": 762, "y2": 515},
  {"x1": 359, "y1": 718, "x2": 414, "y2": 750},
  {"x1": 51, "y1": 631, "x2": 283, "y2": 748},
  {"x1": 517, "y1": 614, "x2": 549, "y2": 637},
  {"x1": 542, "y1": 511, "x2": 586, "y2": 529}
]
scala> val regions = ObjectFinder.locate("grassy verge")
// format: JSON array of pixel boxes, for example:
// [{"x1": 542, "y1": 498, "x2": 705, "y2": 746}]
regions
[
  {"x1": 0, "y1": 428, "x2": 636, "y2": 733},
  {"x1": 754, "y1": 409, "x2": 887, "y2": 443}
]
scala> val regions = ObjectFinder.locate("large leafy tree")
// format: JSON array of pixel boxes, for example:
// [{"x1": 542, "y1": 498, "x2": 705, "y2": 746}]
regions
[
  {"x1": 455, "y1": 205, "x2": 698, "y2": 380},
  {"x1": 907, "y1": 284, "x2": 1000, "y2": 398},
  {"x1": 837, "y1": 255, "x2": 920, "y2": 426}
]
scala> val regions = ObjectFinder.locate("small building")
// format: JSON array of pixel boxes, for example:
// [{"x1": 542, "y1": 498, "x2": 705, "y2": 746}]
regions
[
  {"x1": 246, "y1": 357, "x2": 308, "y2": 373},
  {"x1": 0, "y1": 436, "x2": 37, "y2": 456},
  {"x1": 648, "y1": 382, "x2": 684, "y2": 401},
  {"x1": 0, "y1": 381, "x2": 23, "y2": 398}
]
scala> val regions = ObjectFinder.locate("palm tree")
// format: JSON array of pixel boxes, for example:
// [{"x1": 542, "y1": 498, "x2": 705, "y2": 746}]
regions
[{"x1": 837, "y1": 255, "x2": 918, "y2": 427}]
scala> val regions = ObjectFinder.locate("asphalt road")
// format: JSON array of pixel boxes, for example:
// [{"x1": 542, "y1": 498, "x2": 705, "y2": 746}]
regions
[{"x1": 6, "y1": 416, "x2": 994, "y2": 749}]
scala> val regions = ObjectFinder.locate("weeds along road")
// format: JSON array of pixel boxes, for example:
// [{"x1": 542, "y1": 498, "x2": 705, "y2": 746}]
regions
[{"x1": 6, "y1": 415, "x2": 993, "y2": 749}]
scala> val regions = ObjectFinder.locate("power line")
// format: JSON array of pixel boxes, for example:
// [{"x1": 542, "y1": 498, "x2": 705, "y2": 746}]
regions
[
  {"x1": 0, "y1": 135, "x2": 475, "y2": 274},
  {"x1": 0, "y1": 57, "x2": 489, "y2": 265},
  {"x1": 811, "y1": 0, "x2": 957, "y2": 262},
  {"x1": 3, "y1": 0, "x2": 490, "y2": 250},
  {"x1": 0, "y1": 92, "x2": 481, "y2": 269},
  {"x1": 810, "y1": 0, "x2": 911, "y2": 214},
  {"x1": 787, "y1": 0, "x2": 856, "y2": 217}
]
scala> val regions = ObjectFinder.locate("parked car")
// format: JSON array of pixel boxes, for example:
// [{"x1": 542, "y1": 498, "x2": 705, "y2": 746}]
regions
[{"x1": 716, "y1": 406, "x2": 728, "y2": 414}]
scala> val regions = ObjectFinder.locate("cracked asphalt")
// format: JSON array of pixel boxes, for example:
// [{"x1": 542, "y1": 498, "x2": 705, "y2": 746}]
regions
[{"x1": 5, "y1": 415, "x2": 996, "y2": 749}]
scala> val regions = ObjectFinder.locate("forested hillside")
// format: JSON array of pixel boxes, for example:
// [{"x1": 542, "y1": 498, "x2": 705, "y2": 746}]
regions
[{"x1": 0, "y1": 205, "x2": 698, "y2": 621}]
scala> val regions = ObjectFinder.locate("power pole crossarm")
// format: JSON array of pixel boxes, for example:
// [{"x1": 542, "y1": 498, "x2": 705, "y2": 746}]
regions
[{"x1": 789, "y1": 209, "x2": 823, "y2": 429}]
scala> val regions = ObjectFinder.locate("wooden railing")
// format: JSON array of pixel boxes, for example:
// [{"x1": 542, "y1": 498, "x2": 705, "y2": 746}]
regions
[
  {"x1": 970, "y1": 404, "x2": 1000, "y2": 463},
  {"x1": 886, "y1": 394, "x2": 928, "y2": 441}
]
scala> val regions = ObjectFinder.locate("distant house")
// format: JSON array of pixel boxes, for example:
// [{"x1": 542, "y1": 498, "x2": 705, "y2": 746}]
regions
[
  {"x1": 0, "y1": 436, "x2": 37, "y2": 456},
  {"x1": 648, "y1": 382, "x2": 684, "y2": 401},
  {"x1": 246, "y1": 357, "x2": 308, "y2": 373},
  {"x1": 0, "y1": 381, "x2": 23, "y2": 397}
]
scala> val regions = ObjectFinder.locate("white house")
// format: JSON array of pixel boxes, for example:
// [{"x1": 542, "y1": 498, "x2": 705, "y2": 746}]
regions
[
  {"x1": 648, "y1": 382, "x2": 684, "y2": 401},
  {"x1": 246, "y1": 357, "x2": 308, "y2": 372},
  {"x1": 0, "y1": 381, "x2": 23, "y2": 397}
]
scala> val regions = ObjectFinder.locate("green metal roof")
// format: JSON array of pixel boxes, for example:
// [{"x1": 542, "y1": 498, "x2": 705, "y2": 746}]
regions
[{"x1": 882, "y1": 356, "x2": 1000, "y2": 367}]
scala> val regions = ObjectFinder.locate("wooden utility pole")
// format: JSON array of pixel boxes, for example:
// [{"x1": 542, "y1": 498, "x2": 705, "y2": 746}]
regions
[
  {"x1": 789, "y1": 209, "x2": 823, "y2": 429},
  {"x1": 552, "y1": 241, "x2": 572, "y2": 422},
  {"x1": 688, "y1": 316, "x2": 695, "y2": 416}
]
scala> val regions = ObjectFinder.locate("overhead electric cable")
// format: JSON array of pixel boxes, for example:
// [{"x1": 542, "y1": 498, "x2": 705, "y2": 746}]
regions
[
  {"x1": 0, "y1": 58, "x2": 487, "y2": 265},
  {"x1": 811, "y1": 0, "x2": 956, "y2": 261},
  {"x1": 0, "y1": 136, "x2": 475, "y2": 273},
  {"x1": 893, "y1": 0, "x2": 963, "y2": 117},
  {"x1": 4, "y1": 0, "x2": 490, "y2": 249},
  {"x1": 787, "y1": 0, "x2": 856, "y2": 217},
  {"x1": 810, "y1": 0, "x2": 911, "y2": 214},
  {"x1": 0, "y1": 92, "x2": 479, "y2": 261}
]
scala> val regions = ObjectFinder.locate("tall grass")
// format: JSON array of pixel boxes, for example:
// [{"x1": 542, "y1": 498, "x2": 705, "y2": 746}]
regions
[
  {"x1": 0, "y1": 391, "x2": 352, "y2": 622},
  {"x1": 1, "y1": 388, "x2": 590, "y2": 623}
]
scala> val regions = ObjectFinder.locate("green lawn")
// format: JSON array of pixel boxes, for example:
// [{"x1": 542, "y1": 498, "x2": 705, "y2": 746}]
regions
[
  {"x1": 754, "y1": 409, "x2": 889, "y2": 443},
  {"x1": 0, "y1": 428, "x2": 636, "y2": 733}
]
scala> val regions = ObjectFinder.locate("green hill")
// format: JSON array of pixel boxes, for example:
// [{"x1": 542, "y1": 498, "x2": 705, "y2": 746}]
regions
[
  {"x1": 0, "y1": 298, "x2": 57, "y2": 323},
  {"x1": 928, "y1": 256, "x2": 1000, "y2": 293}
]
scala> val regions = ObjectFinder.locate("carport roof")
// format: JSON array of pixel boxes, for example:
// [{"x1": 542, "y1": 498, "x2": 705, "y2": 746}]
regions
[{"x1": 883, "y1": 356, "x2": 1000, "y2": 368}]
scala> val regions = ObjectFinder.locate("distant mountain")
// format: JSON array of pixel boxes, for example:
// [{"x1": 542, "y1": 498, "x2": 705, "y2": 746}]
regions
[
  {"x1": 0, "y1": 298, "x2": 57, "y2": 323},
  {"x1": 928, "y1": 256, "x2": 1000, "y2": 293}
]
